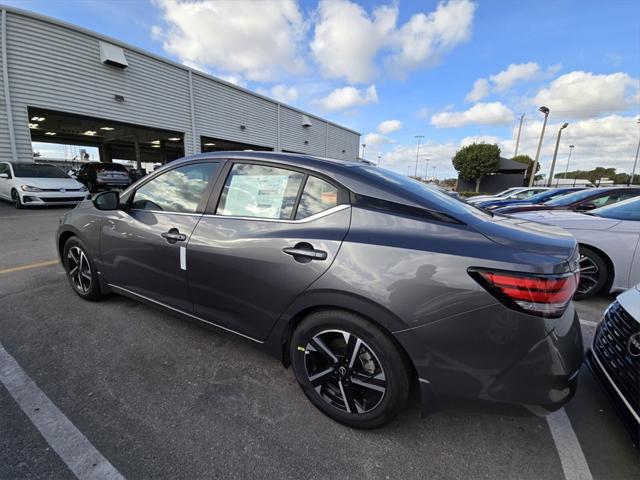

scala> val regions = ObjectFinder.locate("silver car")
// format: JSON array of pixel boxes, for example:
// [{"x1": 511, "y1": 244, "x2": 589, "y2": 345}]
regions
[{"x1": 511, "y1": 196, "x2": 640, "y2": 298}]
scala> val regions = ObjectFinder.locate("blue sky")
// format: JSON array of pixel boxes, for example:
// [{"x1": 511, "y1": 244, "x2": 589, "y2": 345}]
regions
[{"x1": 8, "y1": 0, "x2": 640, "y2": 179}]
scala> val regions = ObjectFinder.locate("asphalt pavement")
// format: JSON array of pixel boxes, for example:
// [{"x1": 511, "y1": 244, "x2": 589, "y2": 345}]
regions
[{"x1": 0, "y1": 201, "x2": 638, "y2": 480}]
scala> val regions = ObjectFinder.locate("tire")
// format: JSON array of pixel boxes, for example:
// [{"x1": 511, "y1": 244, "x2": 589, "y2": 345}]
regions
[
  {"x1": 11, "y1": 189, "x2": 22, "y2": 209},
  {"x1": 63, "y1": 237, "x2": 103, "y2": 301},
  {"x1": 290, "y1": 310, "x2": 410, "y2": 429},
  {"x1": 575, "y1": 246, "x2": 608, "y2": 300}
]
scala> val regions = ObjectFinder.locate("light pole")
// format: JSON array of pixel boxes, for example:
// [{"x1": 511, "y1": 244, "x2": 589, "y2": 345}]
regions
[
  {"x1": 414, "y1": 135, "x2": 424, "y2": 178},
  {"x1": 563, "y1": 145, "x2": 575, "y2": 179},
  {"x1": 547, "y1": 122, "x2": 569, "y2": 186},
  {"x1": 514, "y1": 113, "x2": 525, "y2": 157},
  {"x1": 361, "y1": 143, "x2": 366, "y2": 159},
  {"x1": 432, "y1": 166, "x2": 436, "y2": 181},
  {"x1": 630, "y1": 119, "x2": 640, "y2": 185},
  {"x1": 377, "y1": 155, "x2": 381, "y2": 167},
  {"x1": 529, "y1": 106, "x2": 550, "y2": 187},
  {"x1": 423, "y1": 156, "x2": 430, "y2": 181}
]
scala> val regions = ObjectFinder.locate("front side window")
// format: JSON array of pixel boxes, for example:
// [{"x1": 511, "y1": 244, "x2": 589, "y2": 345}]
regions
[
  {"x1": 131, "y1": 162, "x2": 218, "y2": 213},
  {"x1": 0, "y1": 163, "x2": 9, "y2": 177},
  {"x1": 296, "y1": 176, "x2": 339, "y2": 219},
  {"x1": 217, "y1": 164, "x2": 304, "y2": 220}
]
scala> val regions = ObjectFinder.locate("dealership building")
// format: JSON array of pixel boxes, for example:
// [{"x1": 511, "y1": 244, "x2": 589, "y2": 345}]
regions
[{"x1": 0, "y1": 6, "x2": 360, "y2": 168}]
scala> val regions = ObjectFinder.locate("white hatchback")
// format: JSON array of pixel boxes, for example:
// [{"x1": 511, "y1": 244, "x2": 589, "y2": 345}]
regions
[{"x1": 0, "y1": 162, "x2": 89, "y2": 208}]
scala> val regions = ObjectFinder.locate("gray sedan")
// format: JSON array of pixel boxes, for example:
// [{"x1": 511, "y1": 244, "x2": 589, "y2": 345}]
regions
[
  {"x1": 56, "y1": 152, "x2": 583, "y2": 428},
  {"x1": 510, "y1": 196, "x2": 640, "y2": 299}
]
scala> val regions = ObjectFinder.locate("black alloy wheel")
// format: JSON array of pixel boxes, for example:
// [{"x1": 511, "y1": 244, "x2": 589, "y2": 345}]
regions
[
  {"x1": 574, "y1": 246, "x2": 608, "y2": 300},
  {"x1": 291, "y1": 310, "x2": 409, "y2": 429},
  {"x1": 63, "y1": 238, "x2": 103, "y2": 301},
  {"x1": 11, "y1": 189, "x2": 22, "y2": 209}
]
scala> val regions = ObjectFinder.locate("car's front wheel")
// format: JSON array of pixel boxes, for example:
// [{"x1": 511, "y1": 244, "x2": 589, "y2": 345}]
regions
[
  {"x1": 11, "y1": 189, "x2": 22, "y2": 209},
  {"x1": 575, "y1": 245, "x2": 608, "y2": 300},
  {"x1": 291, "y1": 310, "x2": 410, "y2": 429},
  {"x1": 63, "y1": 237, "x2": 103, "y2": 301}
]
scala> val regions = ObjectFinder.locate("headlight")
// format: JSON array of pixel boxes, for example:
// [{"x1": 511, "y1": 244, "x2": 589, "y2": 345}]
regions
[
  {"x1": 21, "y1": 185, "x2": 42, "y2": 192},
  {"x1": 80, "y1": 186, "x2": 88, "y2": 192}
]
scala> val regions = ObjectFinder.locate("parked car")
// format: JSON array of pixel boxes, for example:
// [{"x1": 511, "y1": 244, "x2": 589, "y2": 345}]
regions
[
  {"x1": 0, "y1": 161, "x2": 89, "y2": 208},
  {"x1": 475, "y1": 187, "x2": 585, "y2": 210},
  {"x1": 494, "y1": 187, "x2": 640, "y2": 215},
  {"x1": 76, "y1": 162, "x2": 132, "y2": 192},
  {"x1": 510, "y1": 196, "x2": 640, "y2": 298},
  {"x1": 587, "y1": 284, "x2": 639, "y2": 446},
  {"x1": 466, "y1": 187, "x2": 548, "y2": 205},
  {"x1": 57, "y1": 152, "x2": 584, "y2": 428}
]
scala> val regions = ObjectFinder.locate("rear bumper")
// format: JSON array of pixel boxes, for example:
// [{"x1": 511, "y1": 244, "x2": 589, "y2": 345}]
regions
[{"x1": 394, "y1": 303, "x2": 584, "y2": 415}]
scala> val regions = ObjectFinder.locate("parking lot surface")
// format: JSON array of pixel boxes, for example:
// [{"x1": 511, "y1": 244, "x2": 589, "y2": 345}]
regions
[{"x1": 1, "y1": 202, "x2": 638, "y2": 480}]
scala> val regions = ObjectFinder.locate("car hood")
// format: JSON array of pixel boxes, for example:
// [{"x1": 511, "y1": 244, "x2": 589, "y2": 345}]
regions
[
  {"x1": 470, "y1": 213, "x2": 578, "y2": 262},
  {"x1": 16, "y1": 176, "x2": 84, "y2": 189},
  {"x1": 513, "y1": 210, "x2": 622, "y2": 231}
]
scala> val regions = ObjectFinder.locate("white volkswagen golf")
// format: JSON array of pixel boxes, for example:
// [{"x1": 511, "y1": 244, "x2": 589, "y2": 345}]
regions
[{"x1": 0, "y1": 162, "x2": 89, "y2": 208}]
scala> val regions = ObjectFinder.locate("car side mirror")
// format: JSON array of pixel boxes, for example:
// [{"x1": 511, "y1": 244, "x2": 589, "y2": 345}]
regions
[
  {"x1": 576, "y1": 202, "x2": 596, "y2": 211},
  {"x1": 93, "y1": 190, "x2": 120, "y2": 211},
  {"x1": 0, "y1": 173, "x2": 9, "y2": 179}
]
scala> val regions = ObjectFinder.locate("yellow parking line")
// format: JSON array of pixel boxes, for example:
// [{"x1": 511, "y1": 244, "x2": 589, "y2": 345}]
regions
[{"x1": 0, "y1": 259, "x2": 60, "y2": 275}]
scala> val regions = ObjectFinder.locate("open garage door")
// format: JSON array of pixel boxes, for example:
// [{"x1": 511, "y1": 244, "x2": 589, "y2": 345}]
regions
[
  {"x1": 27, "y1": 108, "x2": 184, "y2": 172},
  {"x1": 201, "y1": 136, "x2": 272, "y2": 153}
]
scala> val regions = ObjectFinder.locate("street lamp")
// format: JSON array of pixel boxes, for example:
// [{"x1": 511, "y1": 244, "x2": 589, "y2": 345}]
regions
[
  {"x1": 414, "y1": 135, "x2": 424, "y2": 178},
  {"x1": 377, "y1": 155, "x2": 381, "y2": 167},
  {"x1": 423, "y1": 156, "x2": 431, "y2": 181},
  {"x1": 547, "y1": 122, "x2": 569, "y2": 186},
  {"x1": 630, "y1": 118, "x2": 640, "y2": 186},
  {"x1": 514, "y1": 113, "x2": 525, "y2": 157},
  {"x1": 529, "y1": 106, "x2": 550, "y2": 187},
  {"x1": 432, "y1": 166, "x2": 437, "y2": 181},
  {"x1": 563, "y1": 145, "x2": 575, "y2": 179},
  {"x1": 361, "y1": 144, "x2": 366, "y2": 158}
]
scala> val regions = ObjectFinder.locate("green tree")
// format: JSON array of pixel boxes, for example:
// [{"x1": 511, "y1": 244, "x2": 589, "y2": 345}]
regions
[
  {"x1": 511, "y1": 154, "x2": 540, "y2": 185},
  {"x1": 452, "y1": 143, "x2": 501, "y2": 192}
]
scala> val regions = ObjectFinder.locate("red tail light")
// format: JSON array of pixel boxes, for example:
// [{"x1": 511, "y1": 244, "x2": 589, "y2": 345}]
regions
[{"x1": 469, "y1": 269, "x2": 579, "y2": 318}]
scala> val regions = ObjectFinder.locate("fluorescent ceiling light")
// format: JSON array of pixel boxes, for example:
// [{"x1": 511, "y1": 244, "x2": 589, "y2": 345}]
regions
[
  {"x1": 204, "y1": 142, "x2": 216, "y2": 146},
  {"x1": 168, "y1": 137, "x2": 181, "y2": 141},
  {"x1": 45, "y1": 132, "x2": 56, "y2": 136},
  {"x1": 31, "y1": 116, "x2": 45, "y2": 122},
  {"x1": 151, "y1": 145, "x2": 160, "y2": 148},
  {"x1": 28, "y1": 123, "x2": 39, "y2": 129},
  {"x1": 151, "y1": 140, "x2": 160, "y2": 145},
  {"x1": 83, "y1": 130, "x2": 97, "y2": 136},
  {"x1": 100, "y1": 127, "x2": 114, "y2": 131}
]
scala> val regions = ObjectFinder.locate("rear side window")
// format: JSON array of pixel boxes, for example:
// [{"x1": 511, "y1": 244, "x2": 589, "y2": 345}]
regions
[
  {"x1": 295, "y1": 176, "x2": 339, "y2": 219},
  {"x1": 217, "y1": 163, "x2": 304, "y2": 220},
  {"x1": 131, "y1": 162, "x2": 219, "y2": 213}
]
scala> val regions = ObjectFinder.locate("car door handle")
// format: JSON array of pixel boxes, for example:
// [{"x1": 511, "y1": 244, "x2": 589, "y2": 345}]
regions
[
  {"x1": 161, "y1": 229, "x2": 187, "y2": 243},
  {"x1": 283, "y1": 244, "x2": 327, "y2": 261}
]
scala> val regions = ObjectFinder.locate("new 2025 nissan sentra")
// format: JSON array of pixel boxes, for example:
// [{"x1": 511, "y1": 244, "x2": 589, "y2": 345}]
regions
[{"x1": 56, "y1": 152, "x2": 584, "y2": 428}]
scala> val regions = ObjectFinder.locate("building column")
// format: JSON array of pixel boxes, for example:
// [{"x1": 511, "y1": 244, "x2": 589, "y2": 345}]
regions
[
  {"x1": 100, "y1": 143, "x2": 112, "y2": 163},
  {"x1": 134, "y1": 138, "x2": 141, "y2": 169},
  {"x1": 1, "y1": 9, "x2": 17, "y2": 162}
]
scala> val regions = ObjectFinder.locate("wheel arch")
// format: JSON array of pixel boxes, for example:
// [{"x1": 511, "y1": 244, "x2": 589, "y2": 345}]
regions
[
  {"x1": 57, "y1": 227, "x2": 81, "y2": 261},
  {"x1": 579, "y1": 242, "x2": 615, "y2": 293}
]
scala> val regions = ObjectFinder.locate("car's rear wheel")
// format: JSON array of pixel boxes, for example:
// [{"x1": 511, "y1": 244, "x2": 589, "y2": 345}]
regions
[
  {"x1": 63, "y1": 237, "x2": 103, "y2": 301},
  {"x1": 11, "y1": 189, "x2": 22, "y2": 209},
  {"x1": 291, "y1": 310, "x2": 409, "y2": 429},
  {"x1": 575, "y1": 246, "x2": 608, "y2": 300}
]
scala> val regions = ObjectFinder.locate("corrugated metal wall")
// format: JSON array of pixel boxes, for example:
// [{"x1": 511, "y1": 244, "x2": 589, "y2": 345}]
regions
[
  {"x1": 0, "y1": 9, "x2": 360, "y2": 163},
  {"x1": 0, "y1": 11, "x2": 12, "y2": 161}
]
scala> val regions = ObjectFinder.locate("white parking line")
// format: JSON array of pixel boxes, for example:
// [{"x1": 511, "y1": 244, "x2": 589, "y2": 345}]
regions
[
  {"x1": 0, "y1": 342, "x2": 125, "y2": 480},
  {"x1": 579, "y1": 319, "x2": 599, "y2": 328},
  {"x1": 546, "y1": 408, "x2": 593, "y2": 480}
]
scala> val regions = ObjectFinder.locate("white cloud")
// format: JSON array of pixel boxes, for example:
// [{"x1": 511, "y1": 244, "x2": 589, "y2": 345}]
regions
[
  {"x1": 155, "y1": 0, "x2": 306, "y2": 81},
  {"x1": 256, "y1": 84, "x2": 298, "y2": 103},
  {"x1": 377, "y1": 120, "x2": 402, "y2": 134},
  {"x1": 150, "y1": 25, "x2": 163, "y2": 41},
  {"x1": 532, "y1": 71, "x2": 639, "y2": 118},
  {"x1": 431, "y1": 102, "x2": 515, "y2": 128},
  {"x1": 318, "y1": 85, "x2": 378, "y2": 111},
  {"x1": 416, "y1": 107, "x2": 430, "y2": 119},
  {"x1": 490, "y1": 62, "x2": 541, "y2": 92},
  {"x1": 460, "y1": 135, "x2": 503, "y2": 147},
  {"x1": 363, "y1": 132, "x2": 392, "y2": 148},
  {"x1": 465, "y1": 78, "x2": 490, "y2": 102},
  {"x1": 311, "y1": 0, "x2": 476, "y2": 84}
]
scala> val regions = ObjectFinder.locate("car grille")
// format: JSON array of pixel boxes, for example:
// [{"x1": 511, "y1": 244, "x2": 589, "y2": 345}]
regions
[
  {"x1": 40, "y1": 196, "x2": 85, "y2": 203},
  {"x1": 593, "y1": 301, "x2": 640, "y2": 416},
  {"x1": 41, "y1": 188, "x2": 83, "y2": 192}
]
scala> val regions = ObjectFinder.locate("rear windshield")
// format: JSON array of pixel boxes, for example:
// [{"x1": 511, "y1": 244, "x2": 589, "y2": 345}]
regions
[
  {"x1": 545, "y1": 188, "x2": 600, "y2": 206},
  {"x1": 13, "y1": 164, "x2": 69, "y2": 178},
  {"x1": 93, "y1": 163, "x2": 127, "y2": 172},
  {"x1": 358, "y1": 167, "x2": 490, "y2": 217}
]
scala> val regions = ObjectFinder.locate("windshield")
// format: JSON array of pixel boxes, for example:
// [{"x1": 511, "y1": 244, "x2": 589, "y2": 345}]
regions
[
  {"x1": 12, "y1": 164, "x2": 70, "y2": 179},
  {"x1": 525, "y1": 189, "x2": 580, "y2": 203},
  {"x1": 590, "y1": 196, "x2": 640, "y2": 220},
  {"x1": 358, "y1": 166, "x2": 491, "y2": 217},
  {"x1": 545, "y1": 188, "x2": 600, "y2": 206},
  {"x1": 497, "y1": 187, "x2": 521, "y2": 196}
]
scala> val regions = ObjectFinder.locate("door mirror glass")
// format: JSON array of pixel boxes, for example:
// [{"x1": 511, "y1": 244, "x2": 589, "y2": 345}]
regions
[{"x1": 94, "y1": 190, "x2": 120, "y2": 210}]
